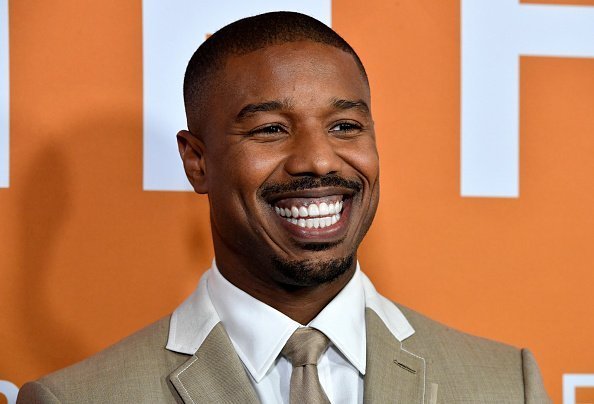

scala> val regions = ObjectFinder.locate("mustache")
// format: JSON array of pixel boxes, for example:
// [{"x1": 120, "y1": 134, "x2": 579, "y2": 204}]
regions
[{"x1": 259, "y1": 174, "x2": 362, "y2": 200}]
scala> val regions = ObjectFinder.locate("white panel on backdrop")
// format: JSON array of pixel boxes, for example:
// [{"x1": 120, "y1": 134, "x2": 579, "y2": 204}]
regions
[
  {"x1": 143, "y1": 1, "x2": 332, "y2": 191},
  {"x1": 461, "y1": 0, "x2": 594, "y2": 197},
  {"x1": 0, "y1": 0, "x2": 9, "y2": 188}
]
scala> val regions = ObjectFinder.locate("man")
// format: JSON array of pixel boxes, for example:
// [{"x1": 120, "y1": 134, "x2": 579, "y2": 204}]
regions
[{"x1": 18, "y1": 11, "x2": 551, "y2": 403}]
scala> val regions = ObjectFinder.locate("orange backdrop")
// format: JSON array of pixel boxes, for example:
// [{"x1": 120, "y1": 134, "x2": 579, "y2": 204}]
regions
[{"x1": 1, "y1": 1, "x2": 593, "y2": 403}]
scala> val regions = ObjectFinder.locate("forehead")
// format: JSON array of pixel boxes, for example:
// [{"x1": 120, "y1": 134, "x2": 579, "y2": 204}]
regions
[{"x1": 217, "y1": 41, "x2": 370, "y2": 108}]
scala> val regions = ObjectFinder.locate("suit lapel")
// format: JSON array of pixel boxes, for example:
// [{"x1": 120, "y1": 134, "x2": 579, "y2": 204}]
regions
[
  {"x1": 364, "y1": 308, "x2": 426, "y2": 404},
  {"x1": 169, "y1": 323, "x2": 259, "y2": 404}
]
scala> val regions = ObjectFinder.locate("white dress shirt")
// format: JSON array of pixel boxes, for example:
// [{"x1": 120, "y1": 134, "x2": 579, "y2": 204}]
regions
[{"x1": 166, "y1": 260, "x2": 415, "y2": 404}]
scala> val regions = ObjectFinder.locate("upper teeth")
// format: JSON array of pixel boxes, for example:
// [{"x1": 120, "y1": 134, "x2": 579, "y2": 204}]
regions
[
  {"x1": 273, "y1": 201, "x2": 343, "y2": 229},
  {"x1": 274, "y1": 201, "x2": 343, "y2": 218}
]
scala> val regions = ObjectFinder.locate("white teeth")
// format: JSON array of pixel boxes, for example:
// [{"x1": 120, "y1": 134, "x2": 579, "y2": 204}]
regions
[
  {"x1": 274, "y1": 200, "x2": 344, "y2": 228},
  {"x1": 274, "y1": 201, "x2": 344, "y2": 218},
  {"x1": 281, "y1": 212, "x2": 341, "y2": 228},
  {"x1": 328, "y1": 203, "x2": 335, "y2": 214}
]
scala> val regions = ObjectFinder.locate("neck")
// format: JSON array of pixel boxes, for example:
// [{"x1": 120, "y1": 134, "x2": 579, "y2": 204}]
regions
[{"x1": 216, "y1": 256, "x2": 356, "y2": 325}]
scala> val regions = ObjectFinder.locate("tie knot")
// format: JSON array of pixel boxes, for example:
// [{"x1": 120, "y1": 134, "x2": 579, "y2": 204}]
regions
[{"x1": 282, "y1": 328, "x2": 330, "y2": 367}]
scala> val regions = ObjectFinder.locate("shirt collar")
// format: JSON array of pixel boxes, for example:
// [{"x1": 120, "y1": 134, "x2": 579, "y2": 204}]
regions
[
  {"x1": 208, "y1": 262, "x2": 299, "y2": 382},
  {"x1": 359, "y1": 270, "x2": 415, "y2": 341},
  {"x1": 166, "y1": 260, "x2": 415, "y2": 382},
  {"x1": 308, "y1": 265, "x2": 366, "y2": 374},
  {"x1": 165, "y1": 269, "x2": 220, "y2": 355}
]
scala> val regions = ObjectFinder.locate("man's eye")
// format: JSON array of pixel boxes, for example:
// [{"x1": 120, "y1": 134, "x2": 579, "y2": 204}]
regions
[
  {"x1": 249, "y1": 124, "x2": 286, "y2": 136},
  {"x1": 329, "y1": 122, "x2": 362, "y2": 134}
]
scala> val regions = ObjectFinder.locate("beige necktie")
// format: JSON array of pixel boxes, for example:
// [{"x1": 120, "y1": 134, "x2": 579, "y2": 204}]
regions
[{"x1": 282, "y1": 327, "x2": 331, "y2": 404}]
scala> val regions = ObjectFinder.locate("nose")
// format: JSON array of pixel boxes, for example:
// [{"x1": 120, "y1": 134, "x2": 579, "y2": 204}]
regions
[{"x1": 283, "y1": 129, "x2": 343, "y2": 177}]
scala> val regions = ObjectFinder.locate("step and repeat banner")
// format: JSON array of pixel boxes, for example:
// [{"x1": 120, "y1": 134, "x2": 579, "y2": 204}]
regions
[{"x1": 1, "y1": 1, "x2": 593, "y2": 403}]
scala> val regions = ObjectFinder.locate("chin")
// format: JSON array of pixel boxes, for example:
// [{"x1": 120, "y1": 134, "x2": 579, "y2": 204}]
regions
[{"x1": 271, "y1": 253, "x2": 355, "y2": 287}]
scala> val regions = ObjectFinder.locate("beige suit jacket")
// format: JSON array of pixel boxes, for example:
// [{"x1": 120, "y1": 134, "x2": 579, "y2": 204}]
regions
[{"x1": 17, "y1": 305, "x2": 551, "y2": 403}]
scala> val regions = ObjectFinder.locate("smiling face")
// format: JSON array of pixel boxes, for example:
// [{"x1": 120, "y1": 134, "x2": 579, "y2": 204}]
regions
[{"x1": 178, "y1": 40, "x2": 379, "y2": 292}]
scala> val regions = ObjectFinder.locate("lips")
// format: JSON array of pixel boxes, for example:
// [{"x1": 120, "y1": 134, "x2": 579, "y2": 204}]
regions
[
  {"x1": 260, "y1": 176, "x2": 361, "y2": 242},
  {"x1": 264, "y1": 190, "x2": 353, "y2": 243}
]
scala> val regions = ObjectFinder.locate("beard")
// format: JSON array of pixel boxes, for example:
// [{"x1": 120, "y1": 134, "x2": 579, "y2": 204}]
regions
[{"x1": 271, "y1": 253, "x2": 355, "y2": 287}]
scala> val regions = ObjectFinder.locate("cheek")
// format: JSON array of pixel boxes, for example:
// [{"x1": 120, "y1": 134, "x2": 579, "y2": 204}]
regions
[
  {"x1": 340, "y1": 139, "x2": 380, "y2": 183},
  {"x1": 208, "y1": 142, "x2": 285, "y2": 200},
  {"x1": 237, "y1": 146, "x2": 283, "y2": 181}
]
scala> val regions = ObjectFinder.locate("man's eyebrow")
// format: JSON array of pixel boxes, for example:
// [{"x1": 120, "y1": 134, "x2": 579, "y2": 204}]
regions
[
  {"x1": 331, "y1": 98, "x2": 370, "y2": 114},
  {"x1": 235, "y1": 99, "x2": 293, "y2": 121}
]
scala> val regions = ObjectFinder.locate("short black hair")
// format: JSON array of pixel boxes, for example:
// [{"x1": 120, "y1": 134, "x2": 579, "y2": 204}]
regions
[{"x1": 183, "y1": 11, "x2": 368, "y2": 131}]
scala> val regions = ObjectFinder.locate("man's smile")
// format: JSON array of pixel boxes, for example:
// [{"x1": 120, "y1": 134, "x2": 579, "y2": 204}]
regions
[
  {"x1": 272, "y1": 194, "x2": 346, "y2": 235},
  {"x1": 273, "y1": 196, "x2": 343, "y2": 229},
  {"x1": 260, "y1": 185, "x2": 357, "y2": 243},
  {"x1": 258, "y1": 175, "x2": 362, "y2": 242}
]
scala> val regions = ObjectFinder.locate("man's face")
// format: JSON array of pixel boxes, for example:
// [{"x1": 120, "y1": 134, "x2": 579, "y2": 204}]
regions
[{"x1": 182, "y1": 40, "x2": 379, "y2": 287}]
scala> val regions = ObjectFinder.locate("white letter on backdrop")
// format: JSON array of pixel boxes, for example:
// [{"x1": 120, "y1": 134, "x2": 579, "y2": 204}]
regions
[
  {"x1": 563, "y1": 374, "x2": 594, "y2": 404},
  {"x1": 461, "y1": 0, "x2": 594, "y2": 197},
  {"x1": 0, "y1": 0, "x2": 9, "y2": 188},
  {"x1": 0, "y1": 380, "x2": 19, "y2": 404}
]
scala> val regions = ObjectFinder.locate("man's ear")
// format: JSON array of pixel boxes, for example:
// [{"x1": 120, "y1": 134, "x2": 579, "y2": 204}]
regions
[{"x1": 177, "y1": 130, "x2": 208, "y2": 194}]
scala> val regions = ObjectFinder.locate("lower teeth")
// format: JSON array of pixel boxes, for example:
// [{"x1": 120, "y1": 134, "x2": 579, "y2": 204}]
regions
[{"x1": 284, "y1": 214, "x2": 340, "y2": 228}]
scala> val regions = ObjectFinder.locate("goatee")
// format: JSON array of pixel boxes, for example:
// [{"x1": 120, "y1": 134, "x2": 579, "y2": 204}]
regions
[{"x1": 271, "y1": 254, "x2": 355, "y2": 287}]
